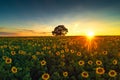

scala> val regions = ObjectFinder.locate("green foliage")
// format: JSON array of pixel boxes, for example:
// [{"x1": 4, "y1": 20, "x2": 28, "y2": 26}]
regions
[{"x1": 0, "y1": 36, "x2": 120, "y2": 80}]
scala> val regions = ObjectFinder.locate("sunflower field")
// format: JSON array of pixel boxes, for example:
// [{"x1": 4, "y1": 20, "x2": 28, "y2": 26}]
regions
[{"x1": 0, "y1": 36, "x2": 120, "y2": 80}]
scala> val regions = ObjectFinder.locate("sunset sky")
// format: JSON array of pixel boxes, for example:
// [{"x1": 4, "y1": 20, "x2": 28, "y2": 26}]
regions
[{"x1": 0, "y1": 0, "x2": 120, "y2": 36}]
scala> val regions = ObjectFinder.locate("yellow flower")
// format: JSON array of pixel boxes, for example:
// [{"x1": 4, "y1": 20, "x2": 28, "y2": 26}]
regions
[
  {"x1": 32, "y1": 55, "x2": 37, "y2": 60},
  {"x1": 5, "y1": 58, "x2": 12, "y2": 64},
  {"x1": 70, "y1": 49, "x2": 74, "y2": 53},
  {"x1": 11, "y1": 51, "x2": 16, "y2": 55},
  {"x1": 78, "y1": 60, "x2": 85, "y2": 66},
  {"x1": 56, "y1": 51, "x2": 60, "y2": 56},
  {"x1": 77, "y1": 52, "x2": 81, "y2": 56},
  {"x1": 2, "y1": 56, "x2": 8, "y2": 60},
  {"x1": 112, "y1": 59, "x2": 118, "y2": 65},
  {"x1": 61, "y1": 50, "x2": 64, "y2": 53},
  {"x1": 40, "y1": 60, "x2": 46, "y2": 66},
  {"x1": 48, "y1": 50, "x2": 51, "y2": 54},
  {"x1": 18, "y1": 50, "x2": 26, "y2": 55},
  {"x1": 63, "y1": 71, "x2": 68, "y2": 77},
  {"x1": 108, "y1": 70, "x2": 117, "y2": 77},
  {"x1": 11, "y1": 66, "x2": 17, "y2": 73},
  {"x1": 65, "y1": 48, "x2": 69, "y2": 52},
  {"x1": 61, "y1": 54, "x2": 65, "y2": 58},
  {"x1": 9, "y1": 47, "x2": 14, "y2": 51},
  {"x1": 96, "y1": 60, "x2": 102, "y2": 66},
  {"x1": 96, "y1": 67, "x2": 105, "y2": 75},
  {"x1": 36, "y1": 51, "x2": 41, "y2": 55},
  {"x1": 81, "y1": 71, "x2": 89, "y2": 78},
  {"x1": 42, "y1": 73, "x2": 50, "y2": 80},
  {"x1": 88, "y1": 60, "x2": 93, "y2": 65},
  {"x1": 102, "y1": 51, "x2": 108, "y2": 55}
]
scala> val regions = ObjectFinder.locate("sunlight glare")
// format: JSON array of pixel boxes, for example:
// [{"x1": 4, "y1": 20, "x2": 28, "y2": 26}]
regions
[{"x1": 86, "y1": 31, "x2": 95, "y2": 39}]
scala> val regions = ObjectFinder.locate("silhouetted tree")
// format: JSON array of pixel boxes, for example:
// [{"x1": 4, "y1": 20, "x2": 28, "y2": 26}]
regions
[{"x1": 52, "y1": 25, "x2": 68, "y2": 36}]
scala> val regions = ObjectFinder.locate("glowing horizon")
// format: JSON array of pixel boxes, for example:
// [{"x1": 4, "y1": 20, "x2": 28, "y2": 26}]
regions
[{"x1": 0, "y1": 0, "x2": 120, "y2": 36}]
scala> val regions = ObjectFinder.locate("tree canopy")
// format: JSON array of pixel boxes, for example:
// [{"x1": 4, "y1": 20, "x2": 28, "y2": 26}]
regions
[{"x1": 52, "y1": 25, "x2": 68, "y2": 36}]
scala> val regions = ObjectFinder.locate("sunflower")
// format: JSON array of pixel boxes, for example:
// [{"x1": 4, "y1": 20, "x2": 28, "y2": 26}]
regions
[
  {"x1": 40, "y1": 60, "x2": 46, "y2": 66},
  {"x1": 81, "y1": 71, "x2": 89, "y2": 78},
  {"x1": 11, "y1": 51, "x2": 16, "y2": 55},
  {"x1": 65, "y1": 48, "x2": 69, "y2": 52},
  {"x1": 96, "y1": 67, "x2": 105, "y2": 75},
  {"x1": 77, "y1": 52, "x2": 81, "y2": 56},
  {"x1": 42, "y1": 73, "x2": 50, "y2": 80},
  {"x1": 32, "y1": 55, "x2": 37, "y2": 60},
  {"x1": 61, "y1": 50, "x2": 64, "y2": 53},
  {"x1": 108, "y1": 70, "x2": 117, "y2": 77},
  {"x1": 112, "y1": 59, "x2": 118, "y2": 65},
  {"x1": 48, "y1": 50, "x2": 51, "y2": 54},
  {"x1": 36, "y1": 51, "x2": 41, "y2": 55},
  {"x1": 5, "y1": 58, "x2": 12, "y2": 64},
  {"x1": 56, "y1": 51, "x2": 60, "y2": 56},
  {"x1": 61, "y1": 54, "x2": 65, "y2": 58},
  {"x1": 63, "y1": 71, "x2": 68, "y2": 77},
  {"x1": 70, "y1": 49, "x2": 74, "y2": 53},
  {"x1": 96, "y1": 60, "x2": 102, "y2": 66},
  {"x1": 11, "y1": 66, "x2": 17, "y2": 73},
  {"x1": 88, "y1": 60, "x2": 93, "y2": 65},
  {"x1": 78, "y1": 60, "x2": 85, "y2": 66},
  {"x1": 102, "y1": 51, "x2": 108, "y2": 55},
  {"x1": 2, "y1": 56, "x2": 8, "y2": 60},
  {"x1": 18, "y1": 50, "x2": 26, "y2": 55}
]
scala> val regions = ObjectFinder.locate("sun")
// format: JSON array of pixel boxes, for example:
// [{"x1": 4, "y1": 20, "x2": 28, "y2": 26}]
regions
[{"x1": 86, "y1": 31, "x2": 95, "y2": 39}]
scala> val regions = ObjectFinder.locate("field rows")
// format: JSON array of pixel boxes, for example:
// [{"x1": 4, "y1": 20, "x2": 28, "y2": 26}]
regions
[{"x1": 0, "y1": 36, "x2": 120, "y2": 80}]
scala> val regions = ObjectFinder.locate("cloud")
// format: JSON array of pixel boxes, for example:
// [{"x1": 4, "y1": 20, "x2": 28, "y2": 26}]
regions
[
  {"x1": 0, "y1": 27, "x2": 6, "y2": 31},
  {"x1": 0, "y1": 32, "x2": 18, "y2": 36},
  {"x1": 17, "y1": 29, "x2": 51, "y2": 36}
]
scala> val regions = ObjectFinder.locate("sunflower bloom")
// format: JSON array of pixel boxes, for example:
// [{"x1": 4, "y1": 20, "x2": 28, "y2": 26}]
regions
[
  {"x1": 36, "y1": 51, "x2": 41, "y2": 55},
  {"x1": 56, "y1": 51, "x2": 60, "y2": 56},
  {"x1": 108, "y1": 70, "x2": 117, "y2": 77},
  {"x1": 2, "y1": 56, "x2": 8, "y2": 60},
  {"x1": 70, "y1": 49, "x2": 74, "y2": 53},
  {"x1": 81, "y1": 71, "x2": 89, "y2": 78},
  {"x1": 61, "y1": 50, "x2": 64, "y2": 53},
  {"x1": 65, "y1": 48, "x2": 69, "y2": 52},
  {"x1": 96, "y1": 67, "x2": 105, "y2": 75},
  {"x1": 77, "y1": 52, "x2": 81, "y2": 56},
  {"x1": 61, "y1": 54, "x2": 65, "y2": 58},
  {"x1": 11, "y1": 66, "x2": 17, "y2": 73},
  {"x1": 32, "y1": 55, "x2": 37, "y2": 60},
  {"x1": 18, "y1": 50, "x2": 26, "y2": 55},
  {"x1": 11, "y1": 51, "x2": 16, "y2": 55},
  {"x1": 96, "y1": 60, "x2": 102, "y2": 66},
  {"x1": 88, "y1": 60, "x2": 93, "y2": 65},
  {"x1": 63, "y1": 71, "x2": 68, "y2": 77},
  {"x1": 48, "y1": 50, "x2": 51, "y2": 54},
  {"x1": 5, "y1": 58, "x2": 12, "y2": 64},
  {"x1": 42, "y1": 73, "x2": 50, "y2": 80},
  {"x1": 112, "y1": 59, "x2": 118, "y2": 65},
  {"x1": 78, "y1": 60, "x2": 85, "y2": 66},
  {"x1": 102, "y1": 51, "x2": 108, "y2": 55},
  {"x1": 40, "y1": 60, "x2": 46, "y2": 66}
]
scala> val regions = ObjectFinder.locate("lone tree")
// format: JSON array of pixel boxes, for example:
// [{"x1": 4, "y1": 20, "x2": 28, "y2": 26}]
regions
[{"x1": 52, "y1": 25, "x2": 68, "y2": 36}]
